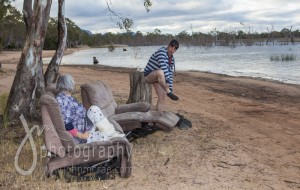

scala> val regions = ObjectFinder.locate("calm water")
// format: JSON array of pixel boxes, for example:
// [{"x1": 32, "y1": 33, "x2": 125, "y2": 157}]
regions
[{"x1": 44, "y1": 45, "x2": 300, "y2": 85}]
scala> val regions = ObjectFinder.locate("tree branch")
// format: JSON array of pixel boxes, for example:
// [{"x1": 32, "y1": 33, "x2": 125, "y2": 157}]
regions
[
  {"x1": 22, "y1": 0, "x2": 33, "y2": 32},
  {"x1": 45, "y1": 0, "x2": 67, "y2": 84}
]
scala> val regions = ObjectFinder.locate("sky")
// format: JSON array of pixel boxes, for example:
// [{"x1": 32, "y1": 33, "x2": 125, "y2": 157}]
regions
[{"x1": 13, "y1": 0, "x2": 300, "y2": 35}]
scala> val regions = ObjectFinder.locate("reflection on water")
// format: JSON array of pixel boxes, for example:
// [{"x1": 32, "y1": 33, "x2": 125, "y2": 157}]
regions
[{"x1": 43, "y1": 45, "x2": 300, "y2": 85}]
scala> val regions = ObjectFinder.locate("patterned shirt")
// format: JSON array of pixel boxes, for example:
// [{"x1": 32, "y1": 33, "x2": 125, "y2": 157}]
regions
[
  {"x1": 144, "y1": 47, "x2": 175, "y2": 92},
  {"x1": 56, "y1": 92, "x2": 93, "y2": 143}
]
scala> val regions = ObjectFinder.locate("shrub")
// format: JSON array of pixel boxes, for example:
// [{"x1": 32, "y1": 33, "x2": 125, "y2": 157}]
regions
[
  {"x1": 270, "y1": 54, "x2": 297, "y2": 61},
  {"x1": 108, "y1": 44, "x2": 115, "y2": 52},
  {"x1": 281, "y1": 54, "x2": 297, "y2": 61}
]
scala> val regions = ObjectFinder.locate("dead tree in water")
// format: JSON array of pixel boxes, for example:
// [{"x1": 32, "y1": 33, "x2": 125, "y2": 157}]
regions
[
  {"x1": 266, "y1": 23, "x2": 275, "y2": 45},
  {"x1": 127, "y1": 70, "x2": 152, "y2": 104},
  {"x1": 289, "y1": 26, "x2": 295, "y2": 44}
]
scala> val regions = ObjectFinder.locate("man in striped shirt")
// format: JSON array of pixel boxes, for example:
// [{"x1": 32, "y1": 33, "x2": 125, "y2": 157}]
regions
[{"x1": 144, "y1": 39, "x2": 179, "y2": 112}]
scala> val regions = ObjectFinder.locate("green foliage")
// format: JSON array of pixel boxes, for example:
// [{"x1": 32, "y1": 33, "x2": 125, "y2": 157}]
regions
[
  {"x1": 45, "y1": 17, "x2": 92, "y2": 49},
  {"x1": 105, "y1": 1, "x2": 134, "y2": 32},
  {"x1": 117, "y1": 18, "x2": 133, "y2": 31},
  {"x1": 44, "y1": 18, "x2": 58, "y2": 50},
  {"x1": 5, "y1": 43, "x2": 16, "y2": 49},
  {"x1": 0, "y1": 3, "x2": 25, "y2": 50},
  {"x1": 0, "y1": 0, "x2": 12, "y2": 20},
  {"x1": 66, "y1": 18, "x2": 82, "y2": 47},
  {"x1": 154, "y1": 28, "x2": 161, "y2": 35},
  {"x1": 144, "y1": 0, "x2": 152, "y2": 12}
]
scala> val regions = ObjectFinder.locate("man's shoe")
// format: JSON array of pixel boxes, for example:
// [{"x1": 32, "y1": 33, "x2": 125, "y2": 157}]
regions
[
  {"x1": 176, "y1": 114, "x2": 192, "y2": 128},
  {"x1": 177, "y1": 120, "x2": 189, "y2": 130},
  {"x1": 167, "y1": 92, "x2": 179, "y2": 101}
]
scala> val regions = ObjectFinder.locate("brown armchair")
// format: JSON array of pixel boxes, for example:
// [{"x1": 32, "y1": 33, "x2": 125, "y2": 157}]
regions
[
  {"x1": 41, "y1": 92, "x2": 132, "y2": 180},
  {"x1": 80, "y1": 80, "x2": 180, "y2": 133}
]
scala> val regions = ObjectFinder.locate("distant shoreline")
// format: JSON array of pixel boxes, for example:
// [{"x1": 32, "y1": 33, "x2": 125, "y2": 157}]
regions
[
  {"x1": 58, "y1": 63, "x2": 300, "y2": 88},
  {"x1": 1, "y1": 46, "x2": 300, "y2": 87},
  {"x1": 53, "y1": 45, "x2": 300, "y2": 86}
]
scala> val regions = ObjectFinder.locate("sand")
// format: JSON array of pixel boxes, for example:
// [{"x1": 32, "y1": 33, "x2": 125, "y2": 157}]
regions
[{"x1": 0, "y1": 49, "x2": 300, "y2": 189}]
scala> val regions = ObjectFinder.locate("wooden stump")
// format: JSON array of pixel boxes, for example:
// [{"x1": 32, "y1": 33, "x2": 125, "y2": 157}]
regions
[{"x1": 127, "y1": 70, "x2": 152, "y2": 104}]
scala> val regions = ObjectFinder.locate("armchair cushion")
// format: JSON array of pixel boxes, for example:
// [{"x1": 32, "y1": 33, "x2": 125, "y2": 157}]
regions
[
  {"x1": 81, "y1": 81, "x2": 117, "y2": 117},
  {"x1": 115, "y1": 102, "x2": 151, "y2": 114},
  {"x1": 81, "y1": 80, "x2": 180, "y2": 133},
  {"x1": 110, "y1": 111, "x2": 179, "y2": 132}
]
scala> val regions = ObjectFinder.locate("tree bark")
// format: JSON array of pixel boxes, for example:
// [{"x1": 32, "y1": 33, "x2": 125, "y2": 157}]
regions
[
  {"x1": 44, "y1": 0, "x2": 67, "y2": 85},
  {"x1": 127, "y1": 70, "x2": 152, "y2": 104},
  {"x1": 5, "y1": 0, "x2": 52, "y2": 120}
]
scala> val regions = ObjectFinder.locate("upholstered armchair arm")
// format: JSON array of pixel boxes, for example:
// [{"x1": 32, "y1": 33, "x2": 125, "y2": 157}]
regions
[
  {"x1": 108, "y1": 118, "x2": 124, "y2": 133},
  {"x1": 115, "y1": 102, "x2": 151, "y2": 114},
  {"x1": 71, "y1": 137, "x2": 130, "y2": 152}
]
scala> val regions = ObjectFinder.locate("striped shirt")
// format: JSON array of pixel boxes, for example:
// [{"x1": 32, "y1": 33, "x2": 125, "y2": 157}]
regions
[{"x1": 144, "y1": 47, "x2": 175, "y2": 92}]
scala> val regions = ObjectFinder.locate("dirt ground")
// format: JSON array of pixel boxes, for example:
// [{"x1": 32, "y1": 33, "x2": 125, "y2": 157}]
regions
[{"x1": 0, "y1": 50, "x2": 300, "y2": 189}]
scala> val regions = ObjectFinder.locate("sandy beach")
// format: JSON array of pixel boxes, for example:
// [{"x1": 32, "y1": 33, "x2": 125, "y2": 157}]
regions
[{"x1": 0, "y1": 49, "x2": 300, "y2": 189}]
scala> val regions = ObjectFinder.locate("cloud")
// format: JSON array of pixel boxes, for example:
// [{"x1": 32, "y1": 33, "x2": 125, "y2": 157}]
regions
[{"x1": 12, "y1": 0, "x2": 300, "y2": 34}]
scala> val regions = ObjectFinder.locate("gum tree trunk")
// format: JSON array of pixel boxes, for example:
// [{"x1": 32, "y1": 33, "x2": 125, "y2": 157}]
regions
[
  {"x1": 44, "y1": 0, "x2": 67, "y2": 84},
  {"x1": 5, "y1": 0, "x2": 52, "y2": 120},
  {"x1": 127, "y1": 70, "x2": 152, "y2": 104}
]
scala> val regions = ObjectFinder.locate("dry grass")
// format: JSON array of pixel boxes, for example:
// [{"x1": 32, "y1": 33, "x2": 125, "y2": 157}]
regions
[
  {"x1": 0, "y1": 116, "x2": 205, "y2": 190},
  {"x1": 0, "y1": 88, "x2": 204, "y2": 189},
  {"x1": 0, "y1": 91, "x2": 173, "y2": 189},
  {"x1": 0, "y1": 92, "x2": 8, "y2": 114},
  {"x1": 0, "y1": 92, "x2": 9, "y2": 128},
  {"x1": 0, "y1": 90, "x2": 131, "y2": 189}
]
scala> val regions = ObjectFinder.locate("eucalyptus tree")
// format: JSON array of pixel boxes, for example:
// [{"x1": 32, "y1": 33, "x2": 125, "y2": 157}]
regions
[
  {"x1": 65, "y1": 17, "x2": 82, "y2": 47},
  {"x1": 177, "y1": 30, "x2": 191, "y2": 45},
  {"x1": 5, "y1": 0, "x2": 51, "y2": 120},
  {"x1": 132, "y1": 31, "x2": 143, "y2": 46},
  {"x1": 145, "y1": 29, "x2": 165, "y2": 46},
  {"x1": 5, "y1": 0, "x2": 152, "y2": 120}
]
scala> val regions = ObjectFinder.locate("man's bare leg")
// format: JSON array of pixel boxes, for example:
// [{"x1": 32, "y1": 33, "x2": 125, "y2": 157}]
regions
[
  {"x1": 145, "y1": 69, "x2": 179, "y2": 103},
  {"x1": 153, "y1": 83, "x2": 166, "y2": 112},
  {"x1": 145, "y1": 70, "x2": 167, "y2": 90}
]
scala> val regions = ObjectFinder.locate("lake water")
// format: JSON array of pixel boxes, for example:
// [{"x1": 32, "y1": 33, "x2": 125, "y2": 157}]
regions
[{"x1": 44, "y1": 45, "x2": 300, "y2": 85}]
